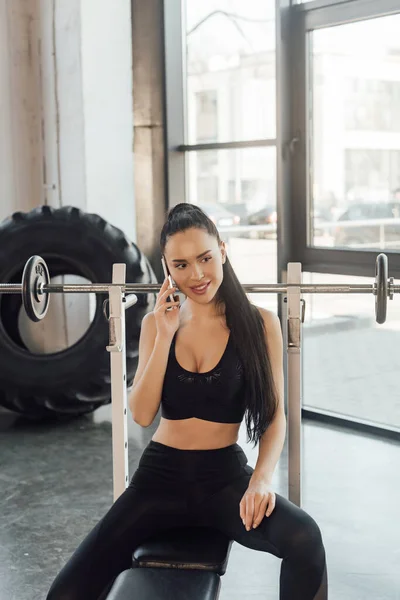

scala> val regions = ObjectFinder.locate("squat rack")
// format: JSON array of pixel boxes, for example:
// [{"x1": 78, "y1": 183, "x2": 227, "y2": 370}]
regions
[{"x1": 0, "y1": 253, "x2": 395, "y2": 506}]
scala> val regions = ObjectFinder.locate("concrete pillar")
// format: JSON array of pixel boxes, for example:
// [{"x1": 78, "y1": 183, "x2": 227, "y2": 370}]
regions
[
  {"x1": 131, "y1": 0, "x2": 167, "y2": 281},
  {"x1": 80, "y1": 0, "x2": 136, "y2": 239},
  {"x1": 1, "y1": 0, "x2": 136, "y2": 239},
  {"x1": 38, "y1": 0, "x2": 86, "y2": 209},
  {"x1": 0, "y1": 0, "x2": 43, "y2": 218}
]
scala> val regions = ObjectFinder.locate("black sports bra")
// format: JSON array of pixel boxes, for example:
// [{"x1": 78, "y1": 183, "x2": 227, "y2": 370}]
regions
[{"x1": 160, "y1": 330, "x2": 246, "y2": 424}]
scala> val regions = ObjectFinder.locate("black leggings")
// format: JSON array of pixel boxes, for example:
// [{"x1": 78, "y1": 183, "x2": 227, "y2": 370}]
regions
[{"x1": 47, "y1": 441, "x2": 328, "y2": 600}]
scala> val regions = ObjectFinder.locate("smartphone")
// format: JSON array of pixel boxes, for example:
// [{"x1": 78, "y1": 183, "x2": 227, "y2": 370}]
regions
[{"x1": 161, "y1": 256, "x2": 176, "y2": 311}]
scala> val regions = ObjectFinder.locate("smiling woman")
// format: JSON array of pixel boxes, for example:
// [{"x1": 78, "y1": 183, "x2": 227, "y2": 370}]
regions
[
  {"x1": 46, "y1": 202, "x2": 327, "y2": 600},
  {"x1": 157, "y1": 202, "x2": 279, "y2": 447}
]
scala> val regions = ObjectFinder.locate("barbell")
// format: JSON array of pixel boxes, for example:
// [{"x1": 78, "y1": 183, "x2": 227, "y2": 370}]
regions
[{"x1": 0, "y1": 253, "x2": 396, "y2": 324}]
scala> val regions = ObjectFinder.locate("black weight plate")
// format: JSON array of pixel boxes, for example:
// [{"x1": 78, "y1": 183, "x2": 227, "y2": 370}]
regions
[
  {"x1": 22, "y1": 255, "x2": 50, "y2": 322},
  {"x1": 375, "y1": 253, "x2": 388, "y2": 324}
]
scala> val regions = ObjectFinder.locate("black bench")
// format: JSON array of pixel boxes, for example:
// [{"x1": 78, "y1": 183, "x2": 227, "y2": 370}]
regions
[{"x1": 106, "y1": 526, "x2": 233, "y2": 599}]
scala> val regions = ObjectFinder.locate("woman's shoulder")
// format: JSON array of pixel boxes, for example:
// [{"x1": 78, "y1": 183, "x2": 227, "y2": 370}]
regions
[{"x1": 253, "y1": 305, "x2": 281, "y2": 331}]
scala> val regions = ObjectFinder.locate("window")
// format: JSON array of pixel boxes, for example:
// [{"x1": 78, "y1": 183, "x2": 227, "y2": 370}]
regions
[
  {"x1": 195, "y1": 150, "x2": 219, "y2": 203},
  {"x1": 310, "y1": 14, "x2": 400, "y2": 249},
  {"x1": 345, "y1": 149, "x2": 400, "y2": 202},
  {"x1": 187, "y1": 147, "x2": 276, "y2": 221},
  {"x1": 195, "y1": 90, "x2": 218, "y2": 142},
  {"x1": 303, "y1": 271, "x2": 400, "y2": 430},
  {"x1": 345, "y1": 79, "x2": 400, "y2": 132},
  {"x1": 185, "y1": 0, "x2": 276, "y2": 143}
]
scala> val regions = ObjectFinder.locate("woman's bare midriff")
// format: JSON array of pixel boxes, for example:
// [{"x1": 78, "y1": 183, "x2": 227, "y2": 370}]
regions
[{"x1": 152, "y1": 417, "x2": 241, "y2": 450}]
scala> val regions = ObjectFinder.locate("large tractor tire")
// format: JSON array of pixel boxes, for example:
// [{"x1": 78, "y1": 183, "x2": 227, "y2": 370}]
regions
[{"x1": 0, "y1": 205, "x2": 157, "y2": 419}]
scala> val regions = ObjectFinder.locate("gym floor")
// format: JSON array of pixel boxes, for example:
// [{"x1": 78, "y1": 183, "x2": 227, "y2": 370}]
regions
[{"x1": 1, "y1": 405, "x2": 399, "y2": 600}]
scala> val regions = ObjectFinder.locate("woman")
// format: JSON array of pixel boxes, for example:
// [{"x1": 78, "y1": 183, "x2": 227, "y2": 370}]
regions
[{"x1": 47, "y1": 203, "x2": 328, "y2": 599}]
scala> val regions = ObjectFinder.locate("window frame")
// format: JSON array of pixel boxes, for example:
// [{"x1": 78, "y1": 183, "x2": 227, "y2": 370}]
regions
[{"x1": 291, "y1": 0, "x2": 400, "y2": 278}]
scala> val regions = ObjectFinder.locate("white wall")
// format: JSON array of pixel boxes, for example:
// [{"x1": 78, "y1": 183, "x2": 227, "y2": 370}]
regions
[
  {"x1": 0, "y1": 0, "x2": 136, "y2": 241},
  {"x1": 0, "y1": 0, "x2": 43, "y2": 218},
  {"x1": 80, "y1": 0, "x2": 136, "y2": 240},
  {"x1": 38, "y1": 0, "x2": 87, "y2": 209}
]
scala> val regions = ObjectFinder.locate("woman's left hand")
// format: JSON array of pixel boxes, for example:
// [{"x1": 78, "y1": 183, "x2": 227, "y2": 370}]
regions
[{"x1": 239, "y1": 479, "x2": 276, "y2": 531}]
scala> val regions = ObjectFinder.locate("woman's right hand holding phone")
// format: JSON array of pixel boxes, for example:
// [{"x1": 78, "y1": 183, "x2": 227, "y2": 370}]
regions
[{"x1": 153, "y1": 278, "x2": 181, "y2": 339}]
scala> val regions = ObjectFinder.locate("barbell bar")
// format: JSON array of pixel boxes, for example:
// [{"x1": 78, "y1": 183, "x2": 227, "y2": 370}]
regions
[{"x1": 0, "y1": 253, "x2": 397, "y2": 324}]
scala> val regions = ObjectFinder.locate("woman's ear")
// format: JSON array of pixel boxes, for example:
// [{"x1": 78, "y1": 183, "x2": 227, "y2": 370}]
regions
[{"x1": 220, "y1": 241, "x2": 227, "y2": 264}]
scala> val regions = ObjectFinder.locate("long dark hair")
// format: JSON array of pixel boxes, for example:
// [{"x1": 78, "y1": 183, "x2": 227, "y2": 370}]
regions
[{"x1": 160, "y1": 203, "x2": 278, "y2": 447}]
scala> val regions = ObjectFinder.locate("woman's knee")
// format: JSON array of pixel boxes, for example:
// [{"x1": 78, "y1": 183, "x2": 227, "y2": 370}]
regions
[{"x1": 286, "y1": 512, "x2": 325, "y2": 561}]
